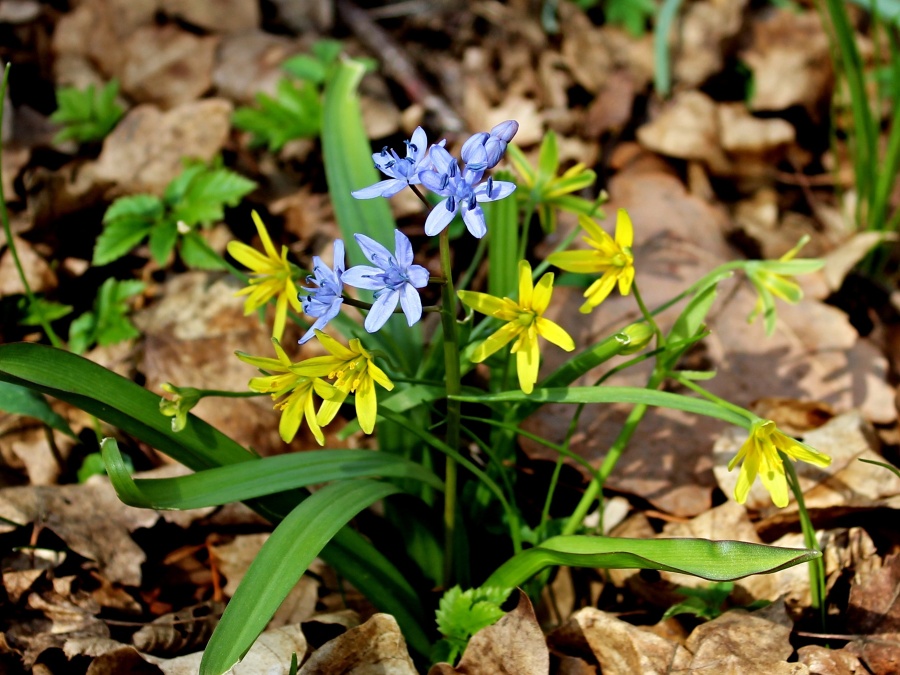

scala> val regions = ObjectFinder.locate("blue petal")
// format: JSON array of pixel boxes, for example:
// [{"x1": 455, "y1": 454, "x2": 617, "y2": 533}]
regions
[
  {"x1": 409, "y1": 127, "x2": 428, "y2": 162},
  {"x1": 354, "y1": 233, "x2": 393, "y2": 267},
  {"x1": 424, "y1": 199, "x2": 458, "y2": 236},
  {"x1": 460, "y1": 132, "x2": 488, "y2": 163},
  {"x1": 490, "y1": 120, "x2": 519, "y2": 142},
  {"x1": 462, "y1": 204, "x2": 487, "y2": 238},
  {"x1": 406, "y1": 264, "x2": 429, "y2": 288},
  {"x1": 428, "y1": 145, "x2": 455, "y2": 175},
  {"x1": 352, "y1": 179, "x2": 404, "y2": 199},
  {"x1": 365, "y1": 290, "x2": 399, "y2": 333},
  {"x1": 332, "y1": 239, "x2": 345, "y2": 276},
  {"x1": 394, "y1": 229, "x2": 414, "y2": 268},
  {"x1": 474, "y1": 180, "x2": 516, "y2": 202},
  {"x1": 462, "y1": 143, "x2": 488, "y2": 171},
  {"x1": 341, "y1": 265, "x2": 386, "y2": 291},
  {"x1": 299, "y1": 298, "x2": 343, "y2": 344},
  {"x1": 419, "y1": 170, "x2": 449, "y2": 195},
  {"x1": 399, "y1": 283, "x2": 423, "y2": 326}
]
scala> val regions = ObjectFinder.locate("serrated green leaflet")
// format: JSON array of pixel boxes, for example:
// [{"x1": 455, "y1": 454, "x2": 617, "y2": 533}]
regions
[
  {"x1": 485, "y1": 535, "x2": 821, "y2": 588},
  {"x1": 200, "y1": 479, "x2": 403, "y2": 675},
  {"x1": 0, "y1": 343, "x2": 430, "y2": 657},
  {"x1": 101, "y1": 437, "x2": 442, "y2": 509}
]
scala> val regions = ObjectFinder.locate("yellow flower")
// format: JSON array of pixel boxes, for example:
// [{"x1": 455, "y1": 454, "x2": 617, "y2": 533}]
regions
[
  {"x1": 506, "y1": 130, "x2": 601, "y2": 233},
  {"x1": 747, "y1": 236, "x2": 823, "y2": 336},
  {"x1": 729, "y1": 419, "x2": 831, "y2": 508},
  {"x1": 236, "y1": 338, "x2": 336, "y2": 445},
  {"x1": 227, "y1": 210, "x2": 302, "y2": 342},
  {"x1": 291, "y1": 330, "x2": 394, "y2": 434},
  {"x1": 458, "y1": 260, "x2": 575, "y2": 394},
  {"x1": 546, "y1": 209, "x2": 635, "y2": 314}
]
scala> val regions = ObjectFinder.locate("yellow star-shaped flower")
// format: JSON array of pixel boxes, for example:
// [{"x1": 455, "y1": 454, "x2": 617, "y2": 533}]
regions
[
  {"x1": 236, "y1": 338, "x2": 335, "y2": 445},
  {"x1": 547, "y1": 209, "x2": 635, "y2": 314},
  {"x1": 291, "y1": 330, "x2": 394, "y2": 435},
  {"x1": 227, "y1": 211, "x2": 302, "y2": 341},
  {"x1": 729, "y1": 419, "x2": 831, "y2": 508},
  {"x1": 458, "y1": 260, "x2": 575, "y2": 394}
]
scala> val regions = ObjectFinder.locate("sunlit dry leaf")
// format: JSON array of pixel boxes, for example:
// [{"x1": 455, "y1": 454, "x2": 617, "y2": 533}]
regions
[
  {"x1": 160, "y1": 0, "x2": 259, "y2": 34},
  {"x1": 672, "y1": 0, "x2": 749, "y2": 89},
  {"x1": 741, "y1": 8, "x2": 833, "y2": 114},
  {"x1": 718, "y1": 103, "x2": 795, "y2": 155},
  {"x1": 7, "y1": 426, "x2": 66, "y2": 486},
  {"x1": 548, "y1": 607, "x2": 691, "y2": 675},
  {"x1": 298, "y1": 614, "x2": 416, "y2": 675},
  {"x1": 3, "y1": 569, "x2": 44, "y2": 604},
  {"x1": 797, "y1": 644, "x2": 865, "y2": 675},
  {"x1": 213, "y1": 31, "x2": 302, "y2": 105},
  {"x1": 637, "y1": 91, "x2": 728, "y2": 169},
  {"x1": 820, "y1": 232, "x2": 897, "y2": 292},
  {"x1": 92, "y1": 99, "x2": 232, "y2": 196},
  {"x1": 0, "y1": 235, "x2": 57, "y2": 295}
]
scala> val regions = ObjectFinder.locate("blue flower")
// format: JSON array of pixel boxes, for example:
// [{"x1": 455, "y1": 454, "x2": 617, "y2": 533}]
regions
[
  {"x1": 460, "y1": 120, "x2": 519, "y2": 171},
  {"x1": 419, "y1": 145, "x2": 517, "y2": 238},
  {"x1": 341, "y1": 230, "x2": 430, "y2": 333},
  {"x1": 351, "y1": 127, "x2": 442, "y2": 199},
  {"x1": 299, "y1": 239, "x2": 345, "y2": 344}
]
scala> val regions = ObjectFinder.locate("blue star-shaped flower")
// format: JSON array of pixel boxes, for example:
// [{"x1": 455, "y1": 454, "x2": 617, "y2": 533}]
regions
[
  {"x1": 351, "y1": 127, "x2": 442, "y2": 199},
  {"x1": 341, "y1": 230, "x2": 430, "y2": 333},
  {"x1": 298, "y1": 239, "x2": 345, "y2": 344},
  {"x1": 460, "y1": 120, "x2": 519, "y2": 171},
  {"x1": 419, "y1": 145, "x2": 517, "y2": 238}
]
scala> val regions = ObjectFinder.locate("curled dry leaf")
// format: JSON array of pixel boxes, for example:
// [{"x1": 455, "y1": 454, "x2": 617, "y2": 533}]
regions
[{"x1": 298, "y1": 614, "x2": 416, "y2": 675}]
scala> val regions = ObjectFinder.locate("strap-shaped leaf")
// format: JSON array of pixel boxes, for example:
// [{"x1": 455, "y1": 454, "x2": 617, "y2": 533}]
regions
[
  {"x1": 485, "y1": 535, "x2": 820, "y2": 589},
  {"x1": 101, "y1": 437, "x2": 442, "y2": 509},
  {"x1": 454, "y1": 386, "x2": 751, "y2": 428},
  {"x1": 0, "y1": 343, "x2": 431, "y2": 656},
  {"x1": 0, "y1": 380, "x2": 76, "y2": 438},
  {"x1": 200, "y1": 479, "x2": 402, "y2": 675}
]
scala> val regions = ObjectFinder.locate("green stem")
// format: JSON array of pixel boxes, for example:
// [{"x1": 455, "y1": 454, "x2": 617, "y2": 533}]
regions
[
  {"x1": 672, "y1": 375, "x2": 757, "y2": 425},
  {"x1": 632, "y1": 281, "x2": 664, "y2": 348},
  {"x1": 782, "y1": 452, "x2": 826, "y2": 629},
  {"x1": 0, "y1": 65, "x2": 64, "y2": 349},
  {"x1": 438, "y1": 228, "x2": 463, "y2": 586}
]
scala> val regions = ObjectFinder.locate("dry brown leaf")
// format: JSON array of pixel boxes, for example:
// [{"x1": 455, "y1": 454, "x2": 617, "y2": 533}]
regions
[
  {"x1": 718, "y1": 103, "x2": 795, "y2": 154},
  {"x1": 844, "y1": 552, "x2": 900, "y2": 672},
  {"x1": 430, "y1": 591, "x2": 548, "y2": 675},
  {"x1": 119, "y1": 25, "x2": 218, "y2": 109},
  {"x1": 637, "y1": 91, "x2": 724, "y2": 166},
  {"x1": 1, "y1": 144, "x2": 29, "y2": 204},
  {"x1": 298, "y1": 613, "x2": 416, "y2": 675},
  {"x1": 213, "y1": 31, "x2": 303, "y2": 105},
  {"x1": 132, "y1": 601, "x2": 224, "y2": 656},
  {"x1": 741, "y1": 8, "x2": 833, "y2": 114},
  {"x1": 7, "y1": 425, "x2": 66, "y2": 486},
  {"x1": 92, "y1": 99, "x2": 232, "y2": 196},
  {"x1": 0, "y1": 235, "x2": 57, "y2": 295},
  {"x1": 85, "y1": 646, "x2": 164, "y2": 674},
  {"x1": 683, "y1": 606, "x2": 805, "y2": 673},
  {"x1": 820, "y1": 232, "x2": 897, "y2": 292},
  {"x1": 797, "y1": 644, "x2": 865, "y2": 675},
  {"x1": 672, "y1": 0, "x2": 749, "y2": 89},
  {"x1": 159, "y1": 0, "x2": 259, "y2": 33},
  {"x1": 548, "y1": 607, "x2": 691, "y2": 675}
]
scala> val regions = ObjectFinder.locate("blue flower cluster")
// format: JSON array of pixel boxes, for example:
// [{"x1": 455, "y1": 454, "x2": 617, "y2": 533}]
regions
[{"x1": 300, "y1": 121, "x2": 518, "y2": 340}]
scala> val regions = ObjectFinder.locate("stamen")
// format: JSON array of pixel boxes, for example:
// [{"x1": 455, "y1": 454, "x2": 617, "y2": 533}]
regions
[
  {"x1": 486, "y1": 176, "x2": 494, "y2": 198},
  {"x1": 446, "y1": 196, "x2": 456, "y2": 212},
  {"x1": 380, "y1": 146, "x2": 389, "y2": 156},
  {"x1": 448, "y1": 163, "x2": 457, "y2": 178},
  {"x1": 440, "y1": 174, "x2": 449, "y2": 190}
]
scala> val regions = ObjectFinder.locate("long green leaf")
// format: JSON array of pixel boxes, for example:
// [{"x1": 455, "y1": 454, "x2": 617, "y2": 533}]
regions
[
  {"x1": 0, "y1": 343, "x2": 431, "y2": 656},
  {"x1": 0, "y1": 380, "x2": 76, "y2": 438},
  {"x1": 485, "y1": 535, "x2": 820, "y2": 588},
  {"x1": 459, "y1": 386, "x2": 751, "y2": 428},
  {"x1": 101, "y1": 438, "x2": 442, "y2": 509},
  {"x1": 200, "y1": 479, "x2": 402, "y2": 675}
]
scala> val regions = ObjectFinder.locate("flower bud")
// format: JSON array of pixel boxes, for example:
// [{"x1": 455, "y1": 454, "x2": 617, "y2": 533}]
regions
[{"x1": 616, "y1": 322, "x2": 654, "y2": 354}]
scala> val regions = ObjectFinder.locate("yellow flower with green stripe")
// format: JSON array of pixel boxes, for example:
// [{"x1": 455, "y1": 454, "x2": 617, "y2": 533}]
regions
[
  {"x1": 458, "y1": 260, "x2": 575, "y2": 394},
  {"x1": 236, "y1": 338, "x2": 336, "y2": 445},
  {"x1": 227, "y1": 211, "x2": 302, "y2": 341},
  {"x1": 729, "y1": 419, "x2": 831, "y2": 508},
  {"x1": 547, "y1": 209, "x2": 635, "y2": 314},
  {"x1": 291, "y1": 330, "x2": 394, "y2": 434}
]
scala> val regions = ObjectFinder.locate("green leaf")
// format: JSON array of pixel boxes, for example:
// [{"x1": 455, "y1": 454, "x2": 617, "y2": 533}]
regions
[
  {"x1": 200, "y1": 479, "x2": 402, "y2": 675},
  {"x1": 18, "y1": 297, "x2": 72, "y2": 326},
  {"x1": 605, "y1": 0, "x2": 657, "y2": 37},
  {"x1": 179, "y1": 231, "x2": 227, "y2": 270},
  {"x1": 282, "y1": 54, "x2": 327, "y2": 83},
  {"x1": 454, "y1": 386, "x2": 752, "y2": 429},
  {"x1": 50, "y1": 80, "x2": 124, "y2": 144},
  {"x1": 484, "y1": 171, "x2": 520, "y2": 299},
  {"x1": 536, "y1": 130, "x2": 559, "y2": 184},
  {"x1": 95, "y1": 195, "x2": 164, "y2": 265},
  {"x1": 311, "y1": 39, "x2": 343, "y2": 65},
  {"x1": 68, "y1": 311, "x2": 96, "y2": 354},
  {"x1": 163, "y1": 163, "x2": 207, "y2": 206},
  {"x1": 169, "y1": 167, "x2": 256, "y2": 227},
  {"x1": 148, "y1": 219, "x2": 179, "y2": 266},
  {"x1": 0, "y1": 343, "x2": 431, "y2": 658},
  {"x1": 233, "y1": 80, "x2": 322, "y2": 151},
  {"x1": 0, "y1": 380, "x2": 75, "y2": 438},
  {"x1": 485, "y1": 535, "x2": 821, "y2": 588},
  {"x1": 101, "y1": 439, "x2": 442, "y2": 509}
]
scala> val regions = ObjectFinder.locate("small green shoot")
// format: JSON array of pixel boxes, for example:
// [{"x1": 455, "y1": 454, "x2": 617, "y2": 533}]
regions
[
  {"x1": 68, "y1": 278, "x2": 146, "y2": 354},
  {"x1": 93, "y1": 160, "x2": 255, "y2": 268},
  {"x1": 78, "y1": 450, "x2": 133, "y2": 483},
  {"x1": 433, "y1": 586, "x2": 512, "y2": 665},
  {"x1": 50, "y1": 80, "x2": 124, "y2": 145},
  {"x1": 605, "y1": 0, "x2": 657, "y2": 37},
  {"x1": 661, "y1": 581, "x2": 735, "y2": 621},
  {"x1": 233, "y1": 39, "x2": 344, "y2": 151}
]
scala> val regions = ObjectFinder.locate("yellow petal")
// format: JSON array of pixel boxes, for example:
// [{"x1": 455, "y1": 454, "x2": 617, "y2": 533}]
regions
[
  {"x1": 581, "y1": 272, "x2": 617, "y2": 312},
  {"x1": 317, "y1": 392, "x2": 347, "y2": 427},
  {"x1": 304, "y1": 390, "x2": 325, "y2": 445},
  {"x1": 617, "y1": 265, "x2": 635, "y2": 296},
  {"x1": 278, "y1": 391, "x2": 303, "y2": 443},
  {"x1": 355, "y1": 377, "x2": 377, "y2": 434},
  {"x1": 458, "y1": 290, "x2": 508, "y2": 317},
  {"x1": 517, "y1": 260, "x2": 533, "y2": 308},
  {"x1": 776, "y1": 433, "x2": 831, "y2": 467},
  {"x1": 515, "y1": 333, "x2": 540, "y2": 394},
  {"x1": 535, "y1": 317, "x2": 575, "y2": 351},
  {"x1": 291, "y1": 355, "x2": 344, "y2": 378},
  {"x1": 732, "y1": 440, "x2": 759, "y2": 504},
  {"x1": 757, "y1": 452, "x2": 789, "y2": 508},
  {"x1": 252, "y1": 210, "x2": 280, "y2": 261},
  {"x1": 531, "y1": 272, "x2": 554, "y2": 315},
  {"x1": 546, "y1": 250, "x2": 604, "y2": 274},
  {"x1": 236, "y1": 351, "x2": 287, "y2": 372},
  {"x1": 615, "y1": 209, "x2": 634, "y2": 249},
  {"x1": 273, "y1": 292, "x2": 288, "y2": 342},
  {"x1": 228, "y1": 241, "x2": 273, "y2": 272},
  {"x1": 367, "y1": 361, "x2": 395, "y2": 391},
  {"x1": 315, "y1": 330, "x2": 358, "y2": 360},
  {"x1": 471, "y1": 322, "x2": 521, "y2": 362}
]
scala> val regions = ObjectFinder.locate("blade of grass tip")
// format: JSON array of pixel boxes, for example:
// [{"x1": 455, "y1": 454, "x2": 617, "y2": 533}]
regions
[
  {"x1": 484, "y1": 180, "x2": 520, "y2": 299},
  {"x1": 653, "y1": 0, "x2": 684, "y2": 97}
]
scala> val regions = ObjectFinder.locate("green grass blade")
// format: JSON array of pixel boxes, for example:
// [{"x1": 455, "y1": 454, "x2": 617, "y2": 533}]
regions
[
  {"x1": 200, "y1": 479, "x2": 402, "y2": 675},
  {"x1": 0, "y1": 343, "x2": 431, "y2": 657},
  {"x1": 484, "y1": 175, "x2": 520, "y2": 299},
  {"x1": 485, "y1": 535, "x2": 821, "y2": 588},
  {"x1": 653, "y1": 0, "x2": 684, "y2": 96},
  {"x1": 454, "y1": 386, "x2": 751, "y2": 428},
  {"x1": 101, "y1": 438, "x2": 442, "y2": 509}
]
